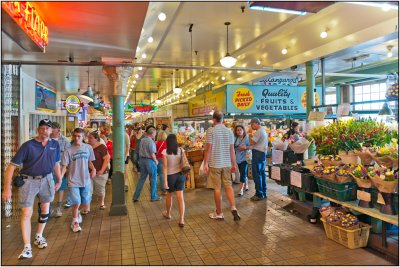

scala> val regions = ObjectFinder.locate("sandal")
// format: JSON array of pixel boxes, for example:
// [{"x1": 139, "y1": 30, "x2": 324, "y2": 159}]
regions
[
  {"x1": 162, "y1": 210, "x2": 171, "y2": 219},
  {"x1": 178, "y1": 222, "x2": 185, "y2": 228},
  {"x1": 81, "y1": 210, "x2": 90, "y2": 215},
  {"x1": 99, "y1": 205, "x2": 106, "y2": 210}
]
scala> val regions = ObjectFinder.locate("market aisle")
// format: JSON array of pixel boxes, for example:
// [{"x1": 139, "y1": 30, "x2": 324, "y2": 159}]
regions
[{"x1": 1, "y1": 164, "x2": 394, "y2": 266}]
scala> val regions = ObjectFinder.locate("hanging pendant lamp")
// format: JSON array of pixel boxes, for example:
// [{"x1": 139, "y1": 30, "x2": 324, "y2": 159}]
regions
[{"x1": 220, "y1": 22, "x2": 237, "y2": 68}]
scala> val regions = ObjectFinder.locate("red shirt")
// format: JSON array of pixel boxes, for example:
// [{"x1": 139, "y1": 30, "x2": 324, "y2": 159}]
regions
[
  {"x1": 155, "y1": 141, "x2": 167, "y2": 159},
  {"x1": 106, "y1": 140, "x2": 113, "y2": 159},
  {"x1": 130, "y1": 135, "x2": 136, "y2": 149}
]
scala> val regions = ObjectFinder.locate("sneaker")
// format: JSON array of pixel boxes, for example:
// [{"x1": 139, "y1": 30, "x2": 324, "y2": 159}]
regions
[
  {"x1": 18, "y1": 247, "x2": 32, "y2": 259},
  {"x1": 34, "y1": 235, "x2": 47, "y2": 249},
  {"x1": 237, "y1": 190, "x2": 243, "y2": 197},
  {"x1": 77, "y1": 212, "x2": 82, "y2": 223},
  {"x1": 209, "y1": 211, "x2": 224, "y2": 220},
  {"x1": 54, "y1": 207, "x2": 62, "y2": 218},
  {"x1": 151, "y1": 197, "x2": 161, "y2": 202},
  {"x1": 231, "y1": 209, "x2": 241, "y2": 221},
  {"x1": 250, "y1": 195, "x2": 263, "y2": 201},
  {"x1": 107, "y1": 179, "x2": 111, "y2": 185},
  {"x1": 64, "y1": 202, "x2": 71, "y2": 208},
  {"x1": 71, "y1": 222, "x2": 82, "y2": 232}
]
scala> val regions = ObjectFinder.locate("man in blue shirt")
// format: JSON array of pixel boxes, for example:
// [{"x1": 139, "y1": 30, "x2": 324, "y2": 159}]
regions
[
  {"x1": 133, "y1": 126, "x2": 160, "y2": 202},
  {"x1": 2, "y1": 119, "x2": 62, "y2": 260}
]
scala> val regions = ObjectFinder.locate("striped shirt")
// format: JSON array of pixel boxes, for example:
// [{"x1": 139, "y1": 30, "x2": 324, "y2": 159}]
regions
[{"x1": 206, "y1": 124, "x2": 234, "y2": 168}]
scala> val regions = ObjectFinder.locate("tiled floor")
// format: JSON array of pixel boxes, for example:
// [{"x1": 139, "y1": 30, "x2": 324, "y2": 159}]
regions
[{"x1": 1, "y1": 164, "x2": 395, "y2": 266}]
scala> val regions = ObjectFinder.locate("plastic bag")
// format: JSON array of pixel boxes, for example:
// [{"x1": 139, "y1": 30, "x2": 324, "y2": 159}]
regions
[{"x1": 289, "y1": 138, "x2": 311, "y2": 154}]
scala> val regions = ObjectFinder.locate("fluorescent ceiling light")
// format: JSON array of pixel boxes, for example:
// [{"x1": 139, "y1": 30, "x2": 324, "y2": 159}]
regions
[
  {"x1": 347, "y1": 2, "x2": 398, "y2": 10},
  {"x1": 281, "y1": 48, "x2": 288, "y2": 55},
  {"x1": 155, "y1": 99, "x2": 162, "y2": 104},
  {"x1": 147, "y1": 36, "x2": 154, "y2": 43},
  {"x1": 141, "y1": 53, "x2": 147, "y2": 59},
  {"x1": 249, "y1": 5, "x2": 307, "y2": 15}
]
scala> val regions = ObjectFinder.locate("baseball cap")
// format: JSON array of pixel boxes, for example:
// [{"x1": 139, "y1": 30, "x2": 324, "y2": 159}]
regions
[
  {"x1": 250, "y1": 118, "x2": 261, "y2": 124},
  {"x1": 39, "y1": 119, "x2": 52, "y2": 128},
  {"x1": 51, "y1": 121, "x2": 61, "y2": 129}
]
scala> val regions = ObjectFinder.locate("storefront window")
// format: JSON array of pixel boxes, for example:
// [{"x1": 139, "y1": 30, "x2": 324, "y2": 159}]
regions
[{"x1": 353, "y1": 81, "x2": 386, "y2": 111}]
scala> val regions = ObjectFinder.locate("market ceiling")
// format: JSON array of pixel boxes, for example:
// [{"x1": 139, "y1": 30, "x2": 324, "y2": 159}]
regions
[{"x1": 1, "y1": 1, "x2": 398, "y2": 106}]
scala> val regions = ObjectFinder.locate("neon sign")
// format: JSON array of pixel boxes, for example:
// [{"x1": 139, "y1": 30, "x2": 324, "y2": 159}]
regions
[
  {"x1": 2, "y1": 1, "x2": 49, "y2": 49},
  {"x1": 65, "y1": 95, "x2": 82, "y2": 114}
]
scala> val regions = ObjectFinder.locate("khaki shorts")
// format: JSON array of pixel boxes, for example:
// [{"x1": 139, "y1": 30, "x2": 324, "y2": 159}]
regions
[
  {"x1": 209, "y1": 167, "x2": 232, "y2": 189},
  {"x1": 18, "y1": 173, "x2": 55, "y2": 208},
  {"x1": 91, "y1": 173, "x2": 108, "y2": 197}
]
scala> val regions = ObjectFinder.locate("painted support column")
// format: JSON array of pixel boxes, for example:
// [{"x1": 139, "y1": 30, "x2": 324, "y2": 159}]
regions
[
  {"x1": 336, "y1": 85, "x2": 341, "y2": 106},
  {"x1": 103, "y1": 66, "x2": 133, "y2": 216},
  {"x1": 321, "y1": 57, "x2": 326, "y2": 106},
  {"x1": 306, "y1": 61, "x2": 315, "y2": 118}
]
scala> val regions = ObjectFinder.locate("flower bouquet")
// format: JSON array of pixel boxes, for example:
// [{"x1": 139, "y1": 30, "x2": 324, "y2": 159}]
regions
[
  {"x1": 355, "y1": 147, "x2": 376, "y2": 165},
  {"x1": 351, "y1": 165, "x2": 373, "y2": 208},
  {"x1": 370, "y1": 168, "x2": 398, "y2": 215},
  {"x1": 370, "y1": 169, "x2": 398, "y2": 193},
  {"x1": 321, "y1": 166, "x2": 336, "y2": 182},
  {"x1": 372, "y1": 143, "x2": 398, "y2": 170},
  {"x1": 320, "y1": 155, "x2": 342, "y2": 167},
  {"x1": 289, "y1": 137, "x2": 311, "y2": 154},
  {"x1": 342, "y1": 163, "x2": 357, "y2": 173},
  {"x1": 271, "y1": 138, "x2": 289, "y2": 151},
  {"x1": 326, "y1": 209, "x2": 347, "y2": 226},
  {"x1": 386, "y1": 82, "x2": 399, "y2": 101},
  {"x1": 335, "y1": 167, "x2": 353, "y2": 183},
  {"x1": 311, "y1": 165, "x2": 324, "y2": 177},
  {"x1": 351, "y1": 165, "x2": 372, "y2": 188}
]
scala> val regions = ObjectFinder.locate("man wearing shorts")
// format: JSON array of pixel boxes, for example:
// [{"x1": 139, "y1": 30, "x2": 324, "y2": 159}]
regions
[
  {"x1": 203, "y1": 111, "x2": 241, "y2": 221},
  {"x1": 61, "y1": 128, "x2": 96, "y2": 232},
  {"x1": 2, "y1": 119, "x2": 62, "y2": 259},
  {"x1": 50, "y1": 121, "x2": 71, "y2": 217}
]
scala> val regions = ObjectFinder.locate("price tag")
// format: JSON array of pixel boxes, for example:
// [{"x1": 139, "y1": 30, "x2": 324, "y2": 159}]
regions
[
  {"x1": 290, "y1": 171, "x2": 302, "y2": 188},
  {"x1": 357, "y1": 190, "x2": 371, "y2": 202},
  {"x1": 271, "y1": 166, "x2": 281, "y2": 180},
  {"x1": 377, "y1": 193, "x2": 385, "y2": 205},
  {"x1": 272, "y1": 149, "x2": 283, "y2": 164}
]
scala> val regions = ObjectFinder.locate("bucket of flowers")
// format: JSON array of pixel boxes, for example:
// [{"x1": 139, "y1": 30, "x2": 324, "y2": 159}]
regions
[{"x1": 321, "y1": 166, "x2": 336, "y2": 182}]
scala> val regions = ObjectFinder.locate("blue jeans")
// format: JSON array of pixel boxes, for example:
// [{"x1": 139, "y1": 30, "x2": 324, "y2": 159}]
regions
[
  {"x1": 157, "y1": 158, "x2": 166, "y2": 192},
  {"x1": 133, "y1": 158, "x2": 158, "y2": 200},
  {"x1": 238, "y1": 161, "x2": 248, "y2": 183},
  {"x1": 252, "y1": 149, "x2": 267, "y2": 197}
]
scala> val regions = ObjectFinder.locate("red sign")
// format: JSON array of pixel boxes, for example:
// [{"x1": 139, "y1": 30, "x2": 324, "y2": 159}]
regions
[
  {"x1": 2, "y1": 2, "x2": 49, "y2": 49},
  {"x1": 134, "y1": 106, "x2": 153, "y2": 113}
]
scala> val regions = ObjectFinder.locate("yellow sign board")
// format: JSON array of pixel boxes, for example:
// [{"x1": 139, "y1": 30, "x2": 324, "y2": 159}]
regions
[{"x1": 189, "y1": 90, "x2": 226, "y2": 116}]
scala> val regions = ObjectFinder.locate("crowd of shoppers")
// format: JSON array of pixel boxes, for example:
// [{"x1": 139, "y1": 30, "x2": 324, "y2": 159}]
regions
[{"x1": 3, "y1": 112, "x2": 271, "y2": 260}]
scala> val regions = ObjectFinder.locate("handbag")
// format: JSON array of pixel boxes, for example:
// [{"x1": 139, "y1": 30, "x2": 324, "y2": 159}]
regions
[
  {"x1": 13, "y1": 175, "x2": 25, "y2": 187},
  {"x1": 180, "y1": 148, "x2": 191, "y2": 174}
]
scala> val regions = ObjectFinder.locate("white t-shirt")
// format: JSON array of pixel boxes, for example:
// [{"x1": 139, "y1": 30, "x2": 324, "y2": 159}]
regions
[{"x1": 162, "y1": 148, "x2": 184, "y2": 175}]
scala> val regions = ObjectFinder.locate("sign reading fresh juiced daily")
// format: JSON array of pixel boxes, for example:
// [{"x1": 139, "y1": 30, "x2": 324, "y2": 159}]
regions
[{"x1": 226, "y1": 85, "x2": 321, "y2": 114}]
